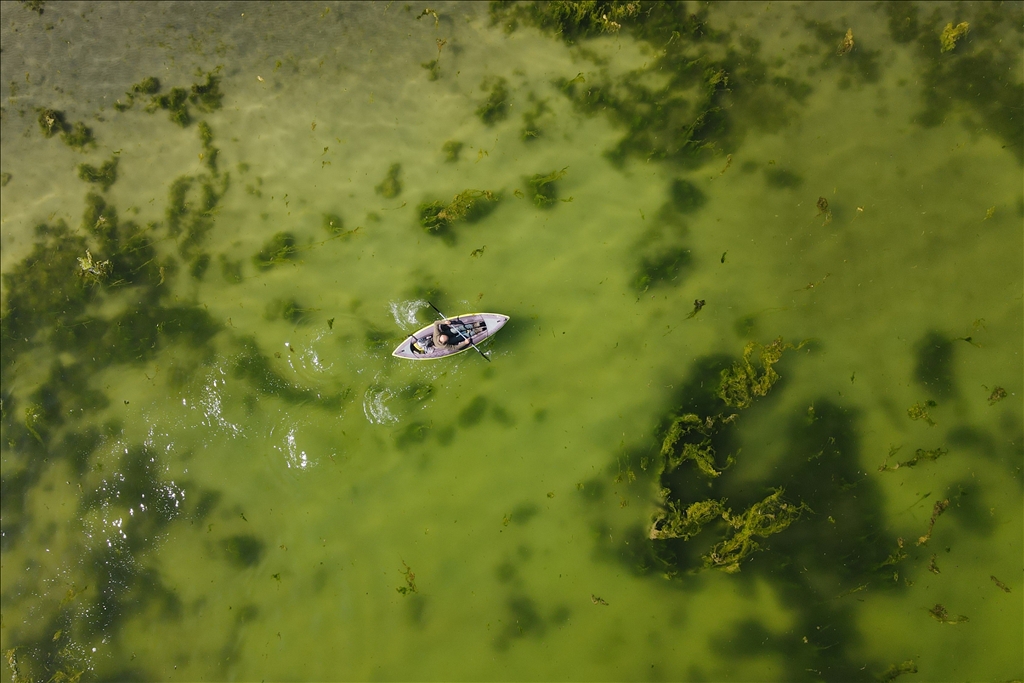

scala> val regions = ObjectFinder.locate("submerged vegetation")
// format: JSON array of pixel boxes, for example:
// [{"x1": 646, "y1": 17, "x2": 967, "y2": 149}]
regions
[
  {"x1": 418, "y1": 189, "x2": 501, "y2": 235},
  {"x1": 476, "y1": 76, "x2": 510, "y2": 125},
  {"x1": 375, "y1": 163, "x2": 403, "y2": 198},
  {"x1": 2, "y1": 65, "x2": 355, "y2": 678},
  {"x1": 253, "y1": 232, "x2": 299, "y2": 270},
  {"x1": 648, "y1": 338, "x2": 808, "y2": 572},
  {"x1": 491, "y1": 1, "x2": 639, "y2": 42},
  {"x1": 37, "y1": 108, "x2": 95, "y2": 150},
  {"x1": 77, "y1": 156, "x2": 119, "y2": 191},
  {"x1": 2, "y1": 3, "x2": 1019, "y2": 678},
  {"x1": 139, "y1": 70, "x2": 223, "y2": 127},
  {"x1": 442, "y1": 140, "x2": 463, "y2": 162},
  {"x1": 524, "y1": 168, "x2": 566, "y2": 208}
]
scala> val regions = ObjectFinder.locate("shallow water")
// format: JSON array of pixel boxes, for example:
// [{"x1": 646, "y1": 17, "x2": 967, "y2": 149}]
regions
[{"x1": 1, "y1": 2, "x2": 1021, "y2": 681}]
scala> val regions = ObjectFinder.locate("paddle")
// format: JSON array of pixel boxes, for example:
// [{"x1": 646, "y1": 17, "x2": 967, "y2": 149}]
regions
[{"x1": 427, "y1": 301, "x2": 491, "y2": 362}]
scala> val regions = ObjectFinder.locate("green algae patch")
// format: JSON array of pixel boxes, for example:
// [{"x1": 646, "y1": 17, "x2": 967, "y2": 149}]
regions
[
  {"x1": 491, "y1": 1, "x2": 639, "y2": 43},
  {"x1": 718, "y1": 337, "x2": 802, "y2": 409},
  {"x1": 253, "y1": 232, "x2": 298, "y2": 270},
  {"x1": 77, "y1": 156, "x2": 119, "y2": 191},
  {"x1": 649, "y1": 498, "x2": 727, "y2": 541},
  {"x1": 375, "y1": 163, "x2": 403, "y2": 198},
  {"x1": 703, "y1": 488, "x2": 809, "y2": 573},
  {"x1": 939, "y1": 22, "x2": 969, "y2": 53},
  {"x1": 659, "y1": 412, "x2": 736, "y2": 478}
]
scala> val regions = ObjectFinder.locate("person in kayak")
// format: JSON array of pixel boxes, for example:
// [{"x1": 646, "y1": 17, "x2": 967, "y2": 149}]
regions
[{"x1": 433, "y1": 319, "x2": 471, "y2": 349}]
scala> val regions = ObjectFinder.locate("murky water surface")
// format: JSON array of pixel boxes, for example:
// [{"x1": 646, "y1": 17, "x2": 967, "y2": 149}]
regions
[{"x1": 1, "y1": 2, "x2": 1021, "y2": 681}]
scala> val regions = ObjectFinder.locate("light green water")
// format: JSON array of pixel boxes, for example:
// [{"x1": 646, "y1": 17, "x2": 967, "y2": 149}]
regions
[{"x1": 1, "y1": 2, "x2": 1021, "y2": 681}]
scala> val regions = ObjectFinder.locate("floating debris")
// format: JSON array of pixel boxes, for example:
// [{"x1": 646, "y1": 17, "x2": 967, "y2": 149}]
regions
[
  {"x1": 837, "y1": 28, "x2": 854, "y2": 56},
  {"x1": 322, "y1": 213, "x2": 345, "y2": 235},
  {"x1": 879, "y1": 660, "x2": 917, "y2": 682},
  {"x1": 917, "y1": 498, "x2": 949, "y2": 545},
  {"x1": 928, "y1": 603, "x2": 968, "y2": 624},
  {"x1": 397, "y1": 560, "x2": 418, "y2": 595},
  {"x1": 878, "y1": 537, "x2": 908, "y2": 568},
  {"x1": 76, "y1": 250, "x2": 112, "y2": 284},
  {"x1": 907, "y1": 400, "x2": 937, "y2": 426},
  {"x1": 986, "y1": 386, "x2": 1007, "y2": 405},
  {"x1": 590, "y1": 594, "x2": 609, "y2": 606},
  {"x1": 686, "y1": 299, "x2": 706, "y2": 319},
  {"x1": 816, "y1": 196, "x2": 833, "y2": 225},
  {"x1": 878, "y1": 446, "x2": 947, "y2": 471},
  {"x1": 990, "y1": 575, "x2": 1011, "y2": 593}
]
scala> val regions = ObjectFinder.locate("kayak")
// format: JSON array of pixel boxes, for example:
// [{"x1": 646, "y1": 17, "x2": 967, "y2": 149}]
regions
[{"x1": 392, "y1": 313, "x2": 509, "y2": 360}]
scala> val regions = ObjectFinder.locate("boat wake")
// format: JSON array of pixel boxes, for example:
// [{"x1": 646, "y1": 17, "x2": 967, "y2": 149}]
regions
[{"x1": 389, "y1": 299, "x2": 429, "y2": 328}]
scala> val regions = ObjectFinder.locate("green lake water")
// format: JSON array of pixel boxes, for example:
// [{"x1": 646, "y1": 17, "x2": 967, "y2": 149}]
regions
[{"x1": 1, "y1": 2, "x2": 1022, "y2": 681}]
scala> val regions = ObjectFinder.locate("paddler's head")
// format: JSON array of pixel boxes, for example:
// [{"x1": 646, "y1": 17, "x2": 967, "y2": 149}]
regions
[{"x1": 438, "y1": 333, "x2": 449, "y2": 345}]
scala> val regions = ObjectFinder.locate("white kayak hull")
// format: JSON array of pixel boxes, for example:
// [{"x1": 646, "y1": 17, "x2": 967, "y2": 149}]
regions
[{"x1": 392, "y1": 313, "x2": 509, "y2": 360}]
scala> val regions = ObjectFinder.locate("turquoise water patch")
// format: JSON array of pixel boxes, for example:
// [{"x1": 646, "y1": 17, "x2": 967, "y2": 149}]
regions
[{"x1": 2, "y1": 2, "x2": 1021, "y2": 681}]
